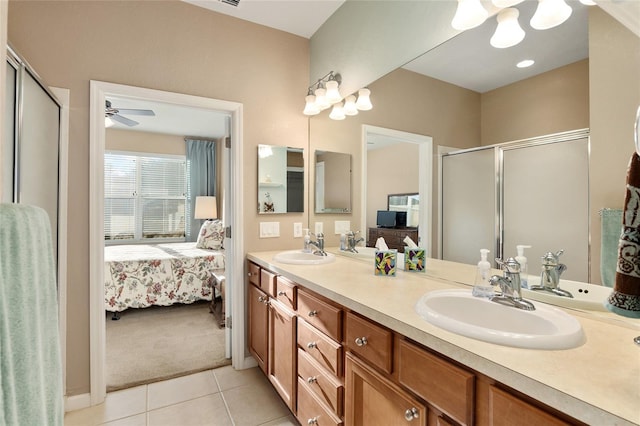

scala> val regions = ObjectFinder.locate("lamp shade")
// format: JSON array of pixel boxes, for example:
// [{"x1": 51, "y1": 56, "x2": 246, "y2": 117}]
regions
[
  {"x1": 452, "y1": 0, "x2": 488, "y2": 31},
  {"x1": 194, "y1": 196, "x2": 218, "y2": 220},
  {"x1": 325, "y1": 80, "x2": 342, "y2": 104},
  {"x1": 530, "y1": 0, "x2": 572, "y2": 30},
  {"x1": 355, "y1": 88, "x2": 373, "y2": 111},
  {"x1": 329, "y1": 103, "x2": 346, "y2": 120},
  {"x1": 490, "y1": 8, "x2": 525, "y2": 48},
  {"x1": 343, "y1": 95, "x2": 359, "y2": 116}
]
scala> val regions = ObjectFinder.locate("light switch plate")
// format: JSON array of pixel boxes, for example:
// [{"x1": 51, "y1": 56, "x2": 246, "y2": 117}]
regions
[
  {"x1": 315, "y1": 222, "x2": 323, "y2": 235},
  {"x1": 260, "y1": 222, "x2": 280, "y2": 238},
  {"x1": 293, "y1": 222, "x2": 303, "y2": 238},
  {"x1": 334, "y1": 220, "x2": 351, "y2": 234}
]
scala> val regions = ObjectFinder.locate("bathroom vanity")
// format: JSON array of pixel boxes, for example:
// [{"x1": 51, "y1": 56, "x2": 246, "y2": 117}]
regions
[{"x1": 246, "y1": 250, "x2": 639, "y2": 426}]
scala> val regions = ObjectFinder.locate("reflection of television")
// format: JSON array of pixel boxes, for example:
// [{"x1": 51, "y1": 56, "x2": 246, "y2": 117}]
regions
[
  {"x1": 376, "y1": 210, "x2": 396, "y2": 228},
  {"x1": 395, "y1": 211, "x2": 407, "y2": 227}
]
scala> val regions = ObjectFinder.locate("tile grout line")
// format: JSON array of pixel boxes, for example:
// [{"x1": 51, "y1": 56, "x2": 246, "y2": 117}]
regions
[{"x1": 213, "y1": 370, "x2": 236, "y2": 426}]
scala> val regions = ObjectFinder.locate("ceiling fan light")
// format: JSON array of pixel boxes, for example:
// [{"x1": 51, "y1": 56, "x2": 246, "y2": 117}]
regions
[
  {"x1": 325, "y1": 80, "x2": 342, "y2": 104},
  {"x1": 355, "y1": 88, "x2": 373, "y2": 111},
  {"x1": 343, "y1": 95, "x2": 359, "y2": 116},
  {"x1": 490, "y1": 8, "x2": 525, "y2": 49},
  {"x1": 452, "y1": 0, "x2": 488, "y2": 31},
  {"x1": 329, "y1": 103, "x2": 346, "y2": 120},
  {"x1": 303, "y1": 94, "x2": 320, "y2": 116},
  {"x1": 530, "y1": 0, "x2": 572, "y2": 30},
  {"x1": 492, "y1": 0, "x2": 524, "y2": 7}
]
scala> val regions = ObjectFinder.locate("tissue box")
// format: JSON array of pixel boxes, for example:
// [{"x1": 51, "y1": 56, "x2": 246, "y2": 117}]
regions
[
  {"x1": 404, "y1": 247, "x2": 426, "y2": 272},
  {"x1": 374, "y1": 249, "x2": 397, "y2": 276}
]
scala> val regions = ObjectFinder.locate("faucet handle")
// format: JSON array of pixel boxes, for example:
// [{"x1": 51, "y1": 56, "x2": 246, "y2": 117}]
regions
[
  {"x1": 496, "y1": 257, "x2": 521, "y2": 273},
  {"x1": 542, "y1": 250, "x2": 564, "y2": 266}
]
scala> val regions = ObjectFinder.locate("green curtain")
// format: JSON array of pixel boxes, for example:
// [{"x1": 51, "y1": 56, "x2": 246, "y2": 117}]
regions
[{"x1": 186, "y1": 139, "x2": 217, "y2": 241}]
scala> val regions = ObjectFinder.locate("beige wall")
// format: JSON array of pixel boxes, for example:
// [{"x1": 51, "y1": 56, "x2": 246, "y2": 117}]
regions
[
  {"x1": 367, "y1": 143, "x2": 420, "y2": 229},
  {"x1": 481, "y1": 59, "x2": 590, "y2": 145},
  {"x1": 106, "y1": 129, "x2": 186, "y2": 156},
  {"x1": 8, "y1": 0, "x2": 309, "y2": 396}
]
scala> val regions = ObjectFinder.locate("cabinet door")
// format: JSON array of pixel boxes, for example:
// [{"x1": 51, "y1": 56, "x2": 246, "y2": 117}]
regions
[
  {"x1": 488, "y1": 386, "x2": 571, "y2": 426},
  {"x1": 268, "y1": 299, "x2": 297, "y2": 411},
  {"x1": 345, "y1": 353, "x2": 426, "y2": 426},
  {"x1": 248, "y1": 284, "x2": 269, "y2": 373}
]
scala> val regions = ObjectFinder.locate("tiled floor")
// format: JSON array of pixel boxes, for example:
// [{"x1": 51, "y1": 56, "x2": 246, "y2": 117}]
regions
[{"x1": 64, "y1": 366, "x2": 298, "y2": 426}]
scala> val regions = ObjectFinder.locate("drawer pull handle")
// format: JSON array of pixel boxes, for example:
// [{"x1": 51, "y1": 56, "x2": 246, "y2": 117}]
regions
[
  {"x1": 307, "y1": 418, "x2": 318, "y2": 425},
  {"x1": 307, "y1": 342, "x2": 317, "y2": 349},
  {"x1": 308, "y1": 310, "x2": 318, "y2": 317},
  {"x1": 404, "y1": 407, "x2": 419, "y2": 421},
  {"x1": 307, "y1": 376, "x2": 317, "y2": 384},
  {"x1": 355, "y1": 336, "x2": 368, "y2": 347},
  {"x1": 277, "y1": 291, "x2": 287, "y2": 296}
]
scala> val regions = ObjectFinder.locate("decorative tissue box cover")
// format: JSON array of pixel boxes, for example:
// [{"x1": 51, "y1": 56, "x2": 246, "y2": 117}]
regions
[
  {"x1": 404, "y1": 248, "x2": 426, "y2": 272},
  {"x1": 375, "y1": 249, "x2": 397, "y2": 276}
]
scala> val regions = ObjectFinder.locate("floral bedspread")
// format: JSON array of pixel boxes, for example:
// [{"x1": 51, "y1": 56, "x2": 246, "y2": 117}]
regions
[{"x1": 104, "y1": 242, "x2": 225, "y2": 312}]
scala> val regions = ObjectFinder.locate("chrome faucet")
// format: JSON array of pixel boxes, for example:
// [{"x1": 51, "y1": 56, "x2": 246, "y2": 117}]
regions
[
  {"x1": 345, "y1": 230, "x2": 365, "y2": 253},
  {"x1": 530, "y1": 250, "x2": 572, "y2": 298},
  {"x1": 308, "y1": 232, "x2": 327, "y2": 256},
  {"x1": 489, "y1": 257, "x2": 536, "y2": 311}
]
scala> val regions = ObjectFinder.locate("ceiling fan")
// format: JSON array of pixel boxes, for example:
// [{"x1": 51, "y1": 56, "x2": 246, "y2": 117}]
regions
[{"x1": 105, "y1": 99, "x2": 155, "y2": 127}]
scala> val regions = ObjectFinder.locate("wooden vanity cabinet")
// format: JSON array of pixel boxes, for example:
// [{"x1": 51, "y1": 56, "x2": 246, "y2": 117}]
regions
[
  {"x1": 268, "y1": 296, "x2": 296, "y2": 411},
  {"x1": 345, "y1": 353, "x2": 427, "y2": 426},
  {"x1": 248, "y1": 282, "x2": 269, "y2": 373}
]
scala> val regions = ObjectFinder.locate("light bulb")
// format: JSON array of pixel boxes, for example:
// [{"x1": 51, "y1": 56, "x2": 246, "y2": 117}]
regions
[
  {"x1": 314, "y1": 87, "x2": 331, "y2": 110},
  {"x1": 303, "y1": 94, "x2": 320, "y2": 116},
  {"x1": 530, "y1": 0, "x2": 572, "y2": 30},
  {"x1": 329, "y1": 103, "x2": 346, "y2": 120},
  {"x1": 325, "y1": 80, "x2": 342, "y2": 104},
  {"x1": 355, "y1": 88, "x2": 373, "y2": 111},
  {"x1": 343, "y1": 95, "x2": 359, "y2": 116},
  {"x1": 490, "y1": 8, "x2": 525, "y2": 49},
  {"x1": 452, "y1": 0, "x2": 488, "y2": 31}
]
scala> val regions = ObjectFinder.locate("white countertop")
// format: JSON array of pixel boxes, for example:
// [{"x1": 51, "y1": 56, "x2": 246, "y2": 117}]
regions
[{"x1": 247, "y1": 249, "x2": 640, "y2": 426}]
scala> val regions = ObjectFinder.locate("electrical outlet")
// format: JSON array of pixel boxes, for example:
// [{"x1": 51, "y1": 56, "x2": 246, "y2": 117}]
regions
[
  {"x1": 293, "y1": 222, "x2": 303, "y2": 238},
  {"x1": 315, "y1": 222, "x2": 323, "y2": 235}
]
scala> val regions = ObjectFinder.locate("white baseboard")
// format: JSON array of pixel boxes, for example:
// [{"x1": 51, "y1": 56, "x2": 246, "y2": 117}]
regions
[
  {"x1": 65, "y1": 393, "x2": 91, "y2": 413},
  {"x1": 242, "y1": 355, "x2": 258, "y2": 369}
]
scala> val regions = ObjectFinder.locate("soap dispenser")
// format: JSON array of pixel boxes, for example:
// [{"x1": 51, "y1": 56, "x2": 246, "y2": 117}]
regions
[
  {"x1": 472, "y1": 249, "x2": 494, "y2": 297},
  {"x1": 303, "y1": 229, "x2": 311, "y2": 253},
  {"x1": 516, "y1": 245, "x2": 532, "y2": 289}
]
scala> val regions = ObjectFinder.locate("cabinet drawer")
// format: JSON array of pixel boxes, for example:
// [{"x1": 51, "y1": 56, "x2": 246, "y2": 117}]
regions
[
  {"x1": 488, "y1": 386, "x2": 571, "y2": 426},
  {"x1": 297, "y1": 289, "x2": 342, "y2": 341},
  {"x1": 297, "y1": 377, "x2": 343, "y2": 426},
  {"x1": 397, "y1": 339, "x2": 475, "y2": 426},
  {"x1": 248, "y1": 262, "x2": 260, "y2": 287},
  {"x1": 298, "y1": 348, "x2": 343, "y2": 417},
  {"x1": 345, "y1": 312, "x2": 393, "y2": 374},
  {"x1": 275, "y1": 275, "x2": 296, "y2": 310},
  {"x1": 298, "y1": 319, "x2": 343, "y2": 377},
  {"x1": 260, "y1": 269, "x2": 276, "y2": 297}
]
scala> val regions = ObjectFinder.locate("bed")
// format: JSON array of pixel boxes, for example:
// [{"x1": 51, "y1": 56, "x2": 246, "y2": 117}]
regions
[{"x1": 104, "y1": 242, "x2": 225, "y2": 315}]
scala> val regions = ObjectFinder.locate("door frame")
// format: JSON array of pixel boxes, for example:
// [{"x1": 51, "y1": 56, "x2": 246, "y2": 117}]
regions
[{"x1": 89, "y1": 81, "x2": 246, "y2": 405}]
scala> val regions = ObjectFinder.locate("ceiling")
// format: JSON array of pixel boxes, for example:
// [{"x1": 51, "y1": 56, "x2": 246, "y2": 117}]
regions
[{"x1": 106, "y1": 0, "x2": 591, "y2": 137}]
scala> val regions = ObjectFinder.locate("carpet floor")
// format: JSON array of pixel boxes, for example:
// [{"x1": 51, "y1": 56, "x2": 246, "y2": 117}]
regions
[{"x1": 106, "y1": 300, "x2": 230, "y2": 392}]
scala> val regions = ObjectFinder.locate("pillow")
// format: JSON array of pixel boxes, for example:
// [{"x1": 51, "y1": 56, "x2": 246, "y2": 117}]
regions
[{"x1": 196, "y1": 219, "x2": 224, "y2": 250}]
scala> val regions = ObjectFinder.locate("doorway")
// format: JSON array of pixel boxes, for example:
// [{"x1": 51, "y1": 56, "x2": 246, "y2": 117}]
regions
[
  {"x1": 361, "y1": 125, "x2": 433, "y2": 254},
  {"x1": 89, "y1": 81, "x2": 246, "y2": 405}
]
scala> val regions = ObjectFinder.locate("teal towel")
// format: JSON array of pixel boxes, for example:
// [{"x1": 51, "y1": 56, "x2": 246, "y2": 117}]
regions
[
  {"x1": 600, "y1": 208, "x2": 623, "y2": 288},
  {"x1": 0, "y1": 204, "x2": 63, "y2": 425}
]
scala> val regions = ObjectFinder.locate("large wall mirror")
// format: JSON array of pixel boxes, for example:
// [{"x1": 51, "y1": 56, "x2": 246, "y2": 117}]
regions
[
  {"x1": 257, "y1": 144, "x2": 304, "y2": 214},
  {"x1": 307, "y1": 2, "x2": 639, "y2": 286},
  {"x1": 314, "y1": 150, "x2": 351, "y2": 213}
]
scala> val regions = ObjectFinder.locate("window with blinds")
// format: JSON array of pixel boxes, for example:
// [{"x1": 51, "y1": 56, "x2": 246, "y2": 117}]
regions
[{"x1": 105, "y1": 152, "x2": 186, "y2": 242}]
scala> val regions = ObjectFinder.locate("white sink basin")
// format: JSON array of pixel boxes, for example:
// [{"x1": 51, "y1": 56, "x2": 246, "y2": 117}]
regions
[
  {"x1": 522, "y1": 278, "x2": 611, "y2": 312},
  {"x1": 415, "y1": 289, "x2": 584, "y2": 349},
  {"x1": 273, "y1": 250, "x2": 335, "y2": 265}
]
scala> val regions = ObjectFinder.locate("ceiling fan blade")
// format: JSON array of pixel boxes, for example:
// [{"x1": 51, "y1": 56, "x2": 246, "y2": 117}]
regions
[
  {"x1": 111, "y1": 114, "x2": 139, "y2": 127},
  {"x1": 115, "y1": 108, "x2": 155, "y2": 116}
]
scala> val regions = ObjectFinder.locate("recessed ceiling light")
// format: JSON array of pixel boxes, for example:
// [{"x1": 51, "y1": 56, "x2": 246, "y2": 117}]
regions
[{"x1": 517, "y1": 59, "x2": 535, "y2": 68}]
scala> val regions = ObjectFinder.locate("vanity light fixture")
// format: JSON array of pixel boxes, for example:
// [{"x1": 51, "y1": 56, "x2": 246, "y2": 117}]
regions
[
  {"x1": 452, "y1": 0, "x2": 591, "y2": 49},
  {"x1": 303, "y1": 71, "x2": 373, "y2": 119},
  {"x1": 105, "y1": 116, "x2": 116, "y2": 128},
  {"x1": 490, "y1": 8, "x2": 525, "y2": 49}
]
